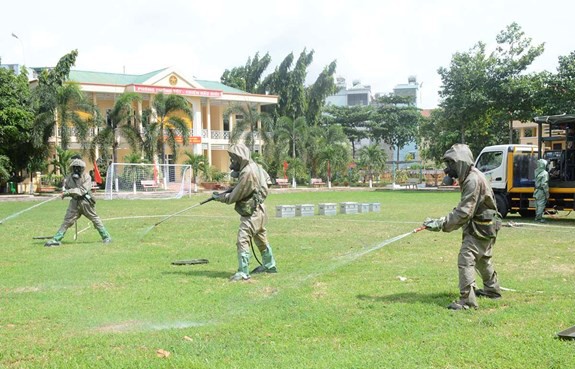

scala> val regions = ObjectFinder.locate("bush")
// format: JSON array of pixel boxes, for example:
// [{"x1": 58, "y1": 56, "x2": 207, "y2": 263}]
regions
[{"x1": 42, "y1": 174, "x2": 64, "y2": 188}]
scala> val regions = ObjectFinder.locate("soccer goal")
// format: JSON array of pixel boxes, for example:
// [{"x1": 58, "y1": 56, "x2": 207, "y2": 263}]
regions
[{"x1": 104, "y1": 163, "x2": 192, "y2": 200}]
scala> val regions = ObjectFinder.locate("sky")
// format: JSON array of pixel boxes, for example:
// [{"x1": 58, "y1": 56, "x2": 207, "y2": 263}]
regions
[{"x1": 2, "y1": 0, "x2": 574, "y2": 109}]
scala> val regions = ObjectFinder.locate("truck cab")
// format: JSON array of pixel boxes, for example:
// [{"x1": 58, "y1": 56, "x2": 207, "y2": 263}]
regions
[{"x1": 475, "y1": 114, "x2": 575, "y2": 218}]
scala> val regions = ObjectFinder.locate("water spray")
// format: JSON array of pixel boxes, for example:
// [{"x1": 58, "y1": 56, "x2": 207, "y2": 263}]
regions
[
  {"x1": 0, "y1": 196, "x2": 58, "y2": 224},
  {"x1": 141, "y1": 188, "x2": 233, "y2": 237}
]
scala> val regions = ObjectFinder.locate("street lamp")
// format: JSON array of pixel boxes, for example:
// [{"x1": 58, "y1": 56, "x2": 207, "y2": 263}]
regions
[{"x1": 11, "y1": 33, "x2": 25, "y2": 66}]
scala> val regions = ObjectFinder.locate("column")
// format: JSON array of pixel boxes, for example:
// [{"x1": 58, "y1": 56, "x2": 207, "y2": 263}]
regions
[
  {"x1": 193, "y1": 101, "x2": 203, "y2": 156},
  {"x1": 206, "y1": 99, "x2": 212, "y2": 164}
]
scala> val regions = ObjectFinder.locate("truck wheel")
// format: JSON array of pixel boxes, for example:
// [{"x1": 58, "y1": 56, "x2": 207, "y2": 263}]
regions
[{"x1": 495, "y1": 193, "x2": 508, "y2": 218}]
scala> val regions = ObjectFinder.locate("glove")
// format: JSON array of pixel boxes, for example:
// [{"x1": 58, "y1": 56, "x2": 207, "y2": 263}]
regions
[
  {"x1": 211, "y1": 191, "x2": 223, "y2": 202},
  {"x1": 423, "y1": 217, "x2": 444, "y2": 232}
]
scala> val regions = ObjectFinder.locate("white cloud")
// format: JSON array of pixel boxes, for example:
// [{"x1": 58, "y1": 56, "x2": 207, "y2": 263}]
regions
[{"x1": 1, "y1": 0, "x2": 574, "y2": 108}]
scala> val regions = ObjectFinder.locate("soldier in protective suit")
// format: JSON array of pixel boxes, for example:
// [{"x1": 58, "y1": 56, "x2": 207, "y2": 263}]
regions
[
  {"x1": 534, "y1": 158, "x2": 549, "y2": 223},
  {"x1": 44, "y1": 158, "x2": 112, "y2": 247},
  {"x1": 212, "y1": 143, "x2": 278, "y2": 281},
  {"x1": 422, "y1": 144, "x2": 502, "y2": 310}
]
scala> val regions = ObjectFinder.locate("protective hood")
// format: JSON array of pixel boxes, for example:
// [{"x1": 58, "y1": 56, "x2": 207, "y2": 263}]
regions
[
  {"x1": 70, "y1": 158, "x2": 86, "y2": 168},
  {"x1": 535, "y1": 159, "x2": 547, "y2": 177},
  {"x1": 228, "y1": 143, "x2": 251, "y2": 170},
  {"x1": 442, "y1": 144, "x2": 474, "y2": 182}
]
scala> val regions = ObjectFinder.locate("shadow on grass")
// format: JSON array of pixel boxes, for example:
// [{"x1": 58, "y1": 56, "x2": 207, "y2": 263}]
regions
[
  {"x1": 33, "y1": 241, "x2": 100, "y2": 246},
  {"x1": 357, "y1": 292, "x2": 454, "y2": 308},
  {"x1": 162, "y1": 269, "x2": 230, "y2": 279}
]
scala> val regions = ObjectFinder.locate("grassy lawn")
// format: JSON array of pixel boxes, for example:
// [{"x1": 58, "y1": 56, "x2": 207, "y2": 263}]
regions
[{"x1": 1, "y1": 190, "x2": 574, "y2": 368}]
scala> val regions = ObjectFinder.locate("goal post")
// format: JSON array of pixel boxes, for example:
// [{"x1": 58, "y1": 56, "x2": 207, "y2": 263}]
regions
[{"x1": 104, "y1": 163, "x2": 192, "y2": 200}]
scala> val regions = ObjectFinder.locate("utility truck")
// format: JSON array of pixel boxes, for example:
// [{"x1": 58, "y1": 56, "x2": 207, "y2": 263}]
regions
[{"x1": 475, "y1": 114, "x2": 575, "y2": 218}]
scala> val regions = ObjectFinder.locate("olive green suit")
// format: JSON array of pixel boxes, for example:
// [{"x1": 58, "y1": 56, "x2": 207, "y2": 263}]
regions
[
  {"x1": 48, "y1": 159, "x2": 111, "y2": 245},
  {"x1": 218, "y1": 144, "x2": 277, "y2": 279},
  {"x1": 436, "y1": 144, "x2": 502, "y2": 308}
]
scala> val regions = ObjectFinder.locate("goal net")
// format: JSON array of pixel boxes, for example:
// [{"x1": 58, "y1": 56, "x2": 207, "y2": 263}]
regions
[{"x1": 104, "y1": 163, "x2": 192, "y2": 200}]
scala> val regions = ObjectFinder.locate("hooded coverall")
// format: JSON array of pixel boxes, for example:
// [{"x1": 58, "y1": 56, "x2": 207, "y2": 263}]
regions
[
  {"x1": 46, "y1": 159, "x2": 111, "y2": 246},
  {"x1": 217, "y1": 144, "x2": 277, "y2": 279},
  {"x1": 534, "y1": 159, "x2": 549, "y2": 221},
  {"x1": 426, "y1": 144, "x2": 502, "y2": 309}
]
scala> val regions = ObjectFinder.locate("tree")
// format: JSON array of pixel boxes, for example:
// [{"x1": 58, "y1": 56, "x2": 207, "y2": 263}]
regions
[
  {"x1": 543, "y1": 51, "x2": 575, "y2": 114},
  {"x1": 147, "y1": 92, "x2": 192, "y2": 166},
  {"x1": 358, "y1": 143, "x2": 387, "y2": 187},
  {"x1": 183, "y1": 151, "x2": 207, "y2": 192},
  {"x1": 52, "y1": 82, "x2": 96, "y2": 151},
  {"x1": 0, "y1": 155, "x2": 12, "y2": 183},
  {"x1": 305, "y1": 61, "x2": 338, "y2": 126},
  {"x1": 276, "y1": 116, "x2": 307, "y2": 187},
  {"x1": 437, "y1": 42, "x2": 494, "y2": 144},
  {"x1": 228, "y1": 102, "x2": 273, "y2": 153},
  {"x1": 322, "y1": 104, "x2": 373, "y2": 157},
  {"x1": 221, "y1": 52, "x2": 271, "y2": 93},
  {"x1": 276, "y1": 116, "x2": 308, "y2": 161},
  {"x1": 0, "y1": 62, "x2": 35, "y2": 177},
  {"x1": 31, "y1": 50, "x2": 78, "y2": 149},
  {"x1": 49, "y1": 147, "x2": 77, "y2": 177},
  {"x1": 90, "y1": 92, "x2": 142, "y2": 164},
  {"x1": 430, "y1": 23, "x2": 545, "y2": 160},
  {"x1": 316, "y1": 124, "x2": 352, "y2": 183},
  {"x1": 488, "y1": 22, "x2": 545, "y2": 143},
  {"x1": 373, "y1": 95, "x2": 420, "y2": 168}
]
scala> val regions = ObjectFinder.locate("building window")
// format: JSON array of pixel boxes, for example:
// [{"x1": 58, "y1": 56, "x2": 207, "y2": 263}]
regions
[{"x1": 347, "y1": 93, "x2": 368, "y2": 106}]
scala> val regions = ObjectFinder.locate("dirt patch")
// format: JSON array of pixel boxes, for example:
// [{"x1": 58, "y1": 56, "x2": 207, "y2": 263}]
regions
[
  {"x1": 94, "y1": 320, "x2": 141, "y2": 333},
  {"x1": 312, "y1": 282, "x2": 328, "y2": 299}
]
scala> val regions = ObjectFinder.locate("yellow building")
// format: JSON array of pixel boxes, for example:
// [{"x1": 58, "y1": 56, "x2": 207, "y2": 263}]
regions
[
  {"x1": 513, "y1": 120, "x2": 565, "y2": 151},
  {"x1": 54, "y1": 67, "x2": 278, "y2": 173}
]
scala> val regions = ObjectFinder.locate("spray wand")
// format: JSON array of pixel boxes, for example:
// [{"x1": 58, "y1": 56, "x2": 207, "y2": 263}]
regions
[{"x1": 412, "y1": 225, "x2": 427, "y2": 233}]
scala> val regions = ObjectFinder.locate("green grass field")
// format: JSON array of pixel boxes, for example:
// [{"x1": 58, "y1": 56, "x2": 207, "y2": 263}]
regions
[{"x1": 1, "y1": 190, "x2": 574, "y2": 368}]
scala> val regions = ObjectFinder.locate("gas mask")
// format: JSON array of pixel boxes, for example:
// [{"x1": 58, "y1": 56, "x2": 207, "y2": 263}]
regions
[
  {"x1": 72, "y1": 166, "x2": 83, "y2": 179},
  {"x1": 229, "y1": 154, "x2": 241, "y2": 172},
  {"x1": 443, "y1": 160, "x2": 458, "y2": 178},
  {"x1": 442, "y1": 159, "x2": 458, "y2": 185}
]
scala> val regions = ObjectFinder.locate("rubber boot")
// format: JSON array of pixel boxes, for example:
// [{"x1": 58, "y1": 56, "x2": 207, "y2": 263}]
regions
[
  {"x1": 97, "y1": 227, "x2": 112, "y2": 244},
  {"x1": 45, "y1": 230, "x2": 65, "y2": 247},
  {"x1": 230, "y1": 252, "x2": 250, "y2": 281},
  {"x1": 251, "y1": 245, "x2": 278, "y2": 274}
]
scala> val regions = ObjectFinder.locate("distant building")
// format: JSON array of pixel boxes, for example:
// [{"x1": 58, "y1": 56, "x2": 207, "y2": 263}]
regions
[
  {"x1": 0, "y1": 63, "x2": 20, "y2": 74},
  {"x1": 326, "y1": 77, "x2": 373, "y2": 106},
  {"x1": 325, "y1": 77, "x2": 391, "y2": 159},
  {"x1": 0, "y1": 64, "x2": 39, "y2": 80},
  {"x1": 393, "y1": 75, "x2": 419, "y2": 106},
  {"x1": 325, "y1": 76, "x2": 425, "y2": 165},
  {"x1": 393, "y1": 76, "x2": 421, "y2": 166}
]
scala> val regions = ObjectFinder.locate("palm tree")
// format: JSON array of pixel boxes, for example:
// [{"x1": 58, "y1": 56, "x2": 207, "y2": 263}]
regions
[
  {"x1": 90, "y1": 92, "x2": 142, "y2": 165},
  {"x1": 26, "y1": 155, "x2": 47, "y2": 194},
  {"x1": 317, "y1": 125, "x2": 352, "y2": 186},
  {"x1": 122, "y1": 152, "x2": 151, "y2": 192},
  {"x1": 49, "y1": 147, "x2": 77, "y2": 177},
  {"x1": 149, "y1": 92, "x2": 192, "y2": 166},
  {"x1": 277, "y1": 116, "x2": 307, "y2": 187},
  {"x1": 54, "y1": 83, "x2": 96, "y2": 150},
  {"x1": 228, "y1": 102, "x2": 273, "y2": 153},
  {"x1": 358, "y1": 143, "x2": 387, "y2": 188},
  {"x1": 33, "y1": 83, "x2": 97, "y2": 171},
  {"x1": 183, "y1": 151, "x2": 207, "y2": 193}
]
